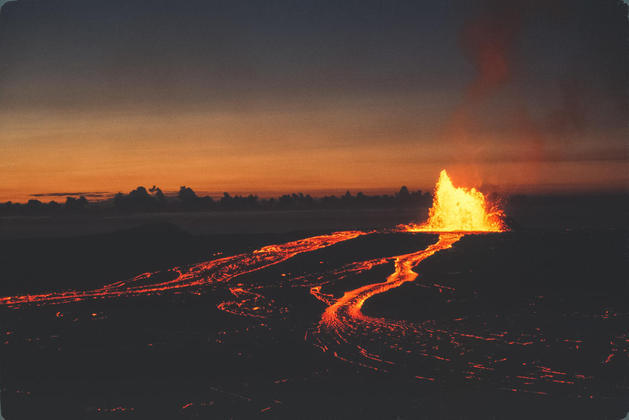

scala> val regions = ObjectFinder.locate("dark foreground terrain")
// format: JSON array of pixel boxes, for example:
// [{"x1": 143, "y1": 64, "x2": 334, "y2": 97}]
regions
[{"x1": 0, "y1": 201, "x2": 627, "y2": 419}]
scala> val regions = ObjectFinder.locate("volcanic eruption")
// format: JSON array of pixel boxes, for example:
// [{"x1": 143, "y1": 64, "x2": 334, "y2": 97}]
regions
[
  {"x1": 312, "y1": 171, "x2": 513, "y2": 375},
  {"x1": 405, "y1": 169, "x2": 506, "y2": 233}
]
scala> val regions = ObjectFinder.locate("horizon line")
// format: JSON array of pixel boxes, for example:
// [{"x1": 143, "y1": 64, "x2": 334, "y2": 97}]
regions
[{"x1": 2, "y1": 184, "x2": 628, "y2": 204}]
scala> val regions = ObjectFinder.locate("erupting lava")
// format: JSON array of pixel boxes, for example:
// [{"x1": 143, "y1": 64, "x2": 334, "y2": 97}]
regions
[
  {"x1": 1, "y1": 170, "x2": 617, "y2": 400},
  {"x1": 405, "y1": 169, "x2": 505, "y2": 232}
]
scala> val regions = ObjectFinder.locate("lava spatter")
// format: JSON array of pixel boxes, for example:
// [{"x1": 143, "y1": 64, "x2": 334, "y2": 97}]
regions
[{"x1": 404, "y1": 169, "x2": 505, "y2": 233}]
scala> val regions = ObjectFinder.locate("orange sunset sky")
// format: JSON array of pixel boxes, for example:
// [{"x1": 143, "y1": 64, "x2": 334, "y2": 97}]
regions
[{"x1": 1, "y1": 0, "x2": 627, "y2": 202}]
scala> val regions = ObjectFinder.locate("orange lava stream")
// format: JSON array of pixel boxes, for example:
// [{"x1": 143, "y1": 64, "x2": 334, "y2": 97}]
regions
[
  {"x1": 321, "y1": 234, "x2": 462, "y2": 330},
  {"x1": 0, "y1": 230, "x2": 365, "y2": 308},
  {"x1": 310, "y1": 233, "x2": 466, "y2": 374}
]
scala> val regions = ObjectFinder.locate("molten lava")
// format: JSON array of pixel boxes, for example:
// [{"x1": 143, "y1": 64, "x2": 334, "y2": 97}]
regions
[
  {"x1": 406, "y1": 169, "x2": 505, "y2": 232},
  {"x1": 0, "y1": 230, "x2": 365, "y2": 308},
  {"x1": 319, "y1": 233, "x2": 463, "y2": 335},
  {"x1": 2, "y1": 192, "x2": 614, "y2": 399}
]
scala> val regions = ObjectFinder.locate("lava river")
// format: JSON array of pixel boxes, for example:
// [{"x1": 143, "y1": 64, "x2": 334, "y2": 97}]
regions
[
  {"x1": 2, "y1": 170, "x2": 624, "y2": 402},
  {"x1": 0, "y1": 227, "x2": 623, "y2": 399},
  {"x1": 0, "y1": 230, "x2": 365, "y2": 308}
]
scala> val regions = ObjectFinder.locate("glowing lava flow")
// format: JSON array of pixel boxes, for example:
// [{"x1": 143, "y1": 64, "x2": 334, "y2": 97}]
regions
[
  {"x1": 0, "y1": 230, "x2": 365, "y2": 308},
  {"x1": 310, "y1": 233, "x2": 465, "y2": 373},
  {"x1": 321, "y1": 234, "x2": 462, "y2": 330},
  {"x1": 1, "y1": 171, "x2": 620, "y2": 400}
]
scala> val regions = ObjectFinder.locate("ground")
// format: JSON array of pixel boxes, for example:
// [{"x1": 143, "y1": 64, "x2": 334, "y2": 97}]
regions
[{"x1": 0, "y1": 199, "x2": 627, "y2": 419}]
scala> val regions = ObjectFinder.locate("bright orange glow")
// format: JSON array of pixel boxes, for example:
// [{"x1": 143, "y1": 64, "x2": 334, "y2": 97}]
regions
[{"x1": 406, "y1": 169, "x2": 506, "y2": 232}]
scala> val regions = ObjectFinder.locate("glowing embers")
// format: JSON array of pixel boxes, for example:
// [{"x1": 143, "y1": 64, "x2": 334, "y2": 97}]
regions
[
  {"x1": 405, "y1": 169, "x2": 506, "y2": 232},
  {"x1": 217, "y1": 287, "x2": 287, "y2": 319}
]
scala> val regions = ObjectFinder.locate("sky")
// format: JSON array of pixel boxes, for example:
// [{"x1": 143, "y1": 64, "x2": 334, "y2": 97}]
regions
[{"x1": 0, "y1": 0, "x2": 628, "y2": 202}]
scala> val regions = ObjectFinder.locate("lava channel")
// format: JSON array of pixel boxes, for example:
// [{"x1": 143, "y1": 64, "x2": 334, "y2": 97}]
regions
[{"x1": 0, "y1": 230, "x2": 365, "y2": 308}]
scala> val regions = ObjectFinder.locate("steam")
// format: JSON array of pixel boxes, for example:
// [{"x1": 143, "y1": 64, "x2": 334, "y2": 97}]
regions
[{"x1": 443, "y1": 0, "x2": 629, "y2": 188}]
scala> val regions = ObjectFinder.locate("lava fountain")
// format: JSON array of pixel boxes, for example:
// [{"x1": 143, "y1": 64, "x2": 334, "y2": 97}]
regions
[{"x1": 404, "y1": 169, "x2": 506, "y2": 232}]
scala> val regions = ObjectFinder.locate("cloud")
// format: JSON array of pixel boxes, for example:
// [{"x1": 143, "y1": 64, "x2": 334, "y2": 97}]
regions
[{"x1": 30, "y1": 192, "x2": 111, "y2": 198}]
